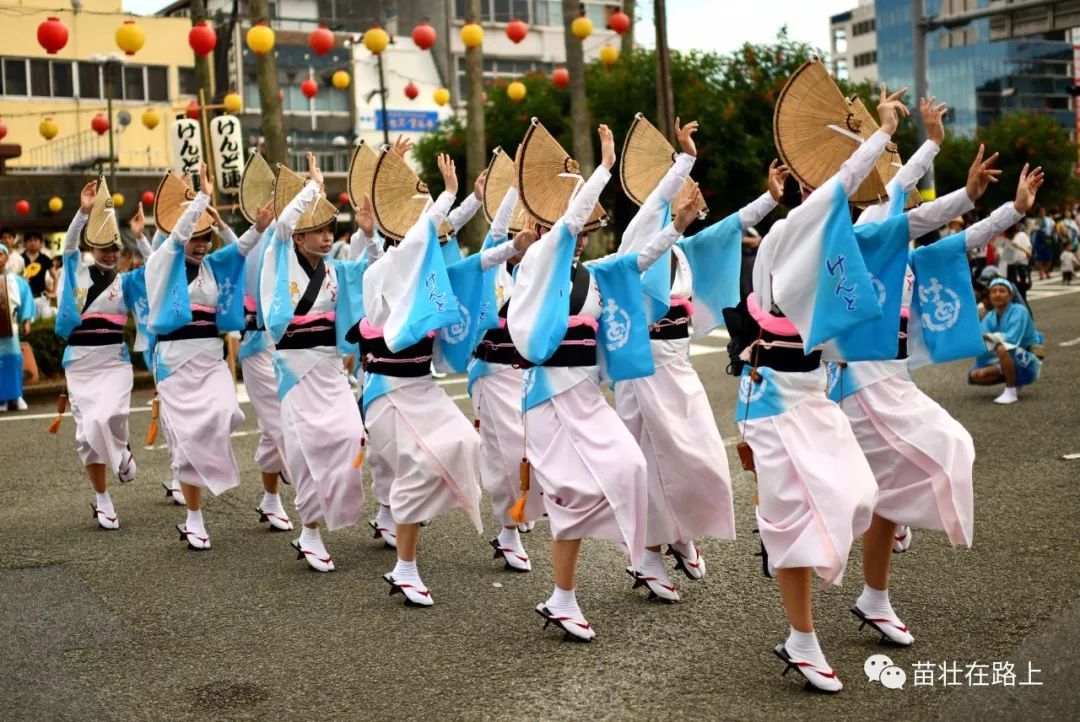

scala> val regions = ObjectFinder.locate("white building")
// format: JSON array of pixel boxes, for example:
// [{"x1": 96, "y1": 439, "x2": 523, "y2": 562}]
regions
[{"x1": 829, "y1": 0, "x2": 878, "y2": 84}]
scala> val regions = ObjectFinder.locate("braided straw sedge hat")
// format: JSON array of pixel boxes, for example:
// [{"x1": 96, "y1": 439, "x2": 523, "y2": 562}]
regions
[
  {"x1": 517, "y1": 117, "x2": 607, "y2": 232},
  {"x1": 773, "y1": 57, "x2": 891, "y2": 205},
  {"x1": 482, "y1": 146, "x2": 530, "y2": 234},
  {"x1": 370, "y1": 146, "x2": 453, "y2": 242},
  {"x1": 848, "y1": 95, "x2": 919, "y2": 210},
  {"x1": 154, "y1": 171, "x2": 215, "y2": 236},
  {"x1": 620, "y1": 112, "x2": 708, "y2": 218},
  {"x1": 347, "y1": 139, "x2": 379, "y2": 210},
  {"x1": 82, "y1": 176, "x2": 122, "y2": 250},
  {"x1": 239, "y1": 152, "x2": 276, "y2": 224},
  {"x1": 273, "y1": 164, "x2": 338, "y2": 233}
]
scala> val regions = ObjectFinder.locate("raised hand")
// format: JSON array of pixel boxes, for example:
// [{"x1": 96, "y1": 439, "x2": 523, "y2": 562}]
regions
[
  {"x1": 206, "y1": 204, "x2": 227, "y2": 230},
  {"x1": 255, "y1": 199, "x2": 275, "y2": 233},
  {"x1": 80, "y1": 180, "x2": 98, "y2": 214},
  {"x1": 1014, "y1": 163, "x2": 1045, "y2": 213},
  {"x1": 965, "y1": 144, "x2": 1002, "y2": 201},
  {"x1": 199, "y1": 162, "x2": 214, "y2": 197},
  {"x1": 306, "y1": 151, "x2": 324, "y2": 189},
  {"x1": 876, "y1": 84, "x2": 910, "y2": 136},
  {"x1": 437, "y1": 153, "x2": 458, "y2": 196},
  {"x1": 474, "y1": 168, "x2": 488, "y2": 200},
  {"x1": 357, "y1": 194, "x2": 375, "y2": 237},
  {"x1": 920, "y1": 96, "x2": 948, "y2": 145},
  {"x1": 512, "y1": 228, "x2": 539, "y2": 256},
  {"x1": 767, "y1": 159, "x2": 791, "y2": 203},
  {"x1": 674, "y1": 117, "x2": 699, "y2": 157},
  {"x1": 393, "y1": 134, "x2": 414, "y2": 158},
  {"x1": 598, "y1": 124, "x2": 616, "y2": 170},
  {"x1": 673, "y1": 182, "x2": 703, "y2": 234},
  {"x1": 129, "y1": 201, "x2": 145, "y2": 237}
]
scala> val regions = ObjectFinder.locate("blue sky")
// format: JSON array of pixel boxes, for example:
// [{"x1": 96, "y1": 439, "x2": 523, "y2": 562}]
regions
[{"x1": 121, "y1": 0, "x2": 857, "y2": 56}]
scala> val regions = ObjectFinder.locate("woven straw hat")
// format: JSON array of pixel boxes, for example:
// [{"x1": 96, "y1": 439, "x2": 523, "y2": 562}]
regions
[
  {"x1": 273, "y1": 165, "x2": 338, "y2": 233},
  {"x1": 482, "y1": 146, "x2": 529, "y2": 234},
  {"x1": 848, "y1": 96, "x2": 918, "y2": 210},
  {"x1": 239, "y1": 152, "x2": 276, "y2": 224},
  {"x1": 516, "y1": 117, "x2": 606, "y2": 232},
  {"x1": 154, "y1": 171, "x2": 215, "y2": 236},
  {"x1": 773, "y1": 57, "x2": 891, "y2": 205},
  {"x1": 347, "y1": 140, "x2": 379, "y2": 210},
  {"x1": 81, "y1": 176, "x2": 123, "y2": 250},
  {"x1": 370, "y1": 146, "x2": 453, "y2": 242},
  {"x1": 620, "y1": 113, "x2": 708, "y2": 217}
]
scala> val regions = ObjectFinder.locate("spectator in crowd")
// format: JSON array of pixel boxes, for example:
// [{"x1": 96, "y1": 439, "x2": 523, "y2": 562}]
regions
[
  {"x1": 1, "y1": 228, "x2": 25, "y2": 276},
  {"x1": 970, "y1": 279, "x2": 1043, "y2": 405},
  {"x1": 20, "y1": 231, "x2": 51, "y2": 311},
  {"x1": 45, "y1": 255, "x2": 62, "y2": 309},
  {"x1": 1061, "y1": 244, "x2": 1077, "y2": 286},
  {"x1": 1002, "y1": 223, "x2": 1032, "y2": 299},
  {"x1": 1032, "y1": 209, "x2": 1054, "y2": 280}
]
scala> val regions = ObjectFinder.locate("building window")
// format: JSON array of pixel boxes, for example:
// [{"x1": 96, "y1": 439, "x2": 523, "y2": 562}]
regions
[
  {"x1": 852, "y1": 19, "x2": 875, "y2": 36},
  {"x1": 835, "y1": 58, "x2": 848, "y2": 81},
  {"x1": 456, "y1": 0, "x2": 533, "y2": 22},
  {"x1": 147, "y1": 66, "x2": 168, "y2": 101},
  {"x1": 833, "y1": 28, "x2": 847, "y2": 54},
  {"x1": 178, "y1": 67, "x2": 197, "y2": 96},
  {"x1": 2, "y1": 58, "x2": 28, "y2": 96},
  {"x1": 534, "y1": 0, "x2": 563, "y2": 26},
  {"x1": 78, "y1": 63, "x2": 101, "y2": 98},
  {"x1": 52, "y1": 61, "x2": 74, "y2": 97},
  {"x1": 29, "y1": 59, "x2": 51, "y2": 96},
  {"x1": 854, "y1": 51, "x2": 877, "y2": 68},
  {"x1": 123, "y1": 66, "x2": 146, "y2": 101}
]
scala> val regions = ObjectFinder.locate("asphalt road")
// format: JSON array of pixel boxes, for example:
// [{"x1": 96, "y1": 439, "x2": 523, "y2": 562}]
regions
[{"x1": 1, "y1": 280, "x2": 1078, "y2": 721}]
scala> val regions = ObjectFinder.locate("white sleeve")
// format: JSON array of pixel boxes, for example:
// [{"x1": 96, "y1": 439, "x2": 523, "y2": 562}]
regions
[
  {"x1": 446, "y1": 193, "x2": 482, "y2": 232},
  {"x1": 151, "y1": 229, "x2": 168, "y2": 251},
  {"x1": 655, "y1": 152, "x2": 695, "y2": 203},
  {"x1": 565, "y1": 166, "x2": 611, "y2": 236},
  {"x1": 906, "y1": 188, "x2": 974, "y2": 239},
  {"x1": 890, "y1": 140, "x2": 940, "y2": 196},
  {"x1": 738, "y1": 192, "x2": 778, "y2": 230},
  {"x1": 636, "y1": 223, "x2": 683, "y2": 272},
  {"x1": 216, "y1": 225, "x2": 239, "y2": 247},
  {"x1": 490, "y1": 187, "x2": 518, "y2": 241},
  {"x1": 235, "y1": 226, "x2": 263, "y2": 257},
  {"x1": 135, "y1": 234, "x2": 153, "y2": 260},
  {"x1": 425, "y1": 191, "x2": 456, "y2": 226},
  {"x1": 838, "y1": 129, "x2": 891, "y2": 198},
  {"x1": 348, "y1": 227, "x2": 384, "y2": 261},
  {"x1": 170, "y1": 191, "x2": 211, "y2": 246},
  {"x1": 275, "y1": 180, "x2": 321, "y2": 241},
  {"x1": 964, "y1": 203, "x2": 1024, "y2": 251},
  {"x1": 480, "y1": 240, "x2": 520, "y2": 271},
  {"x1": 63, "y1": 211, "x2": 89, "y2": 255}
]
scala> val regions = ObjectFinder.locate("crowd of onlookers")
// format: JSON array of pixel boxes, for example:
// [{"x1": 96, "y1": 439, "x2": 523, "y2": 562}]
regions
[{"x1": 967, "y1": 206, "x2": 1080, "y2": 298}]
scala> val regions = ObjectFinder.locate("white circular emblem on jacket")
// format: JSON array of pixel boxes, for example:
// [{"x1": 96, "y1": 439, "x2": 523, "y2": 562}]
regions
[
  {"x1": 602, "y1": 298, "x2": 631, "y2": 351},
  {"x1": 917, "y1": 277, "x2": 961, "y2": 332},
  {"x1": 441, "y1": 302, "x2": 470, "y2": 344}
]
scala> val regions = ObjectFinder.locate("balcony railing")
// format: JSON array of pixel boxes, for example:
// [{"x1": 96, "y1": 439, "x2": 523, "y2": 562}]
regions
[{"x1": 19, "y1": 129, "x2": 171, "y2": 173}]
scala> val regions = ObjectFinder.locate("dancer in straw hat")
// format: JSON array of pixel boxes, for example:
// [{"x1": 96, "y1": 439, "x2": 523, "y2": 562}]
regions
[
  {"x1": 260, "y1": 152, "x2": 368, "y2": 572},
  {"x1": 51, "y1": 179, "x2": 150, "y2": 529},
  {"x1": 358, "y1": 151, "x2": 482, "y2": 606},
  {"x1": 506, "y1": 122, "x2": 704, "y2": 641},
  {"x1": 144, "y1": 163, "x2": 252, "y2": 551},
  {"x1": 731, "y1": 84, "x2": 910, "y2": 691}
]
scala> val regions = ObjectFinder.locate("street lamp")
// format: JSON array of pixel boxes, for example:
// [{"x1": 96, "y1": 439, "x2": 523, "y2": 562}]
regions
[{"x1": 89, "y1": 52, "x2": 125, "y2": 188}]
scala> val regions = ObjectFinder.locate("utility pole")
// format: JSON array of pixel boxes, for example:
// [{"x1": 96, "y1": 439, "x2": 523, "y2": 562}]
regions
[
  {"x1": 911, "y1": 0, "x2": 935, "y2": 200},
  {"x1": 654, "y1": 0, "x2": 675, "y2": 141},
  {"x1": 462, "y1": 0, "x2": 487, "y2": 248},
  {"x1": 563, "y1": 0, "x2": 594, "y2": 177},
  {"x1": 249, "y1": 0, "x2": 287, "y2": 165}
]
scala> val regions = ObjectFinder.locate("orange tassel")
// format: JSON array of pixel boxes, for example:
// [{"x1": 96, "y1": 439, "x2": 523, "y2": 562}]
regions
[
  {"x1": 48, "y1": 393, "x2": 67, "y2": 434},
  {"x1": 352, "y1": 438, "x2": 366, "y2": 469},
  {"x1": 509, "y1": 458, "x2": 531, "y2": 524},
  {"x1": 145, "y1": 396, "x2": 159, "y2": 446}
]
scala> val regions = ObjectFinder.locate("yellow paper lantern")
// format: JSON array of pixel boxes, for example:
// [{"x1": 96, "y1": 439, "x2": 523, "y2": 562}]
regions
[
  {"x1": 571, "y1": 15, "x2": 593, "y2": 39},
  {"x1": 332, "y1": 70, "x2": 351, "y2": 90},
  {"x1": 460, "y1": 22, "x2": 484, "y2": 49},
  {"x1": 433, "y1": 87, "x2": 450, "y2": 106},
  {"x1": 507, "y1": 80, "x2": 526, "y2": 102},
  {"x1": 115, "y1": 19, "x2": 145, "y2": 56},
  {"x1": 111, "y1": 193, "x2": 124, "y2": 208},
  {"x1": 39, "y1": 117, "x2": 59, "y2": 140},
  {"x1": 223, "y1": 93, "x2": 243, "y2": 113},
  {"x1": 48, "y1": 196, "x2": 63, "y2": 213},
  {"x1": 141, "y1": 107, "x2": 160, "y2": 130},
  {"x1": 364, "y1": 27, "x2": 390, "y2": 54},
  {"x1": 599, "y1": 44, "x2": 619, "y2": 67},
  {"x1": 247, "y1": 23, "x2": 276, "y2": 55}
]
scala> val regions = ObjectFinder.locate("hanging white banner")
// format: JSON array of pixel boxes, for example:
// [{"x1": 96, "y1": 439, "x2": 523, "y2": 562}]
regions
[
  {"x1": 169, "y1": 119, "x2": 203, "y2": 190},
  {"x1": 209, "y1": 115, "x2": 245, "y2": 195}
]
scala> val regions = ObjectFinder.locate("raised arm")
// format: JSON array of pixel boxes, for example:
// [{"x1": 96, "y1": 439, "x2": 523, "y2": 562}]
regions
[
  {"x1": 276, "y1": 181, "x2": 321, "y2": 242},
  {"x1": 170, "y1": 164, "x2": 213, "y2": 247},
  {"x1": 836, "y1": 85, "x2": 909, "y2": 198},
  {"x1": 636, "y1": 184, "x2": 705, "y2": 272},
  {"x1": 235, "y1": 200, "x2": 275, "y2": 257},
  {"x1": 64, "y1": 181, "x2": 96, "y2": 255},
  {"x1": 907, "y1": 188, "x2": 973, "y2": 239},
  {"x1": 891, "y1": 140, "x2": 939, "y2": 196},
  {"x1": 565, "y1": 125, "x2": 617, "y2": 236},
  {"x1": 490, "y1": 186, "x2": 518, "y2": 242},
  {"x1": 128, "y1": 201, "x2": 153, "y2": 260},
  {"x1": 966, "y1": 163, "x2": 1044, "y2": 250},
  {"x1": 446, "y1": 171, "x2": 485, "y2": 231}
]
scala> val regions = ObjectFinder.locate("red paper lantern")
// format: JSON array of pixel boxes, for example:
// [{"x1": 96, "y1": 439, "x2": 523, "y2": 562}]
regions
[
  {"x1": 15, "y1": 200, "x2": 30, "y2": 216},
  {"x1": 37, "y1": 16, "x2": 69, "y2": 55},
  {"x1": 609, "y1": 10, "x2": 631, "y2": 34},
  {"x1": 404, "y1": 81, "x2": 419, "y2": 100},
  {"x1": 309, "y1": 25, "x2": 334, "y2": 55},
  {"x1": 189, "y1": 20, "x2": 217, "y2": 56},
  {"x1": 506, "y1": 19, "x2": 528, "y2": 44},
  {"x1": 301, "y1": 78, "x2": 319, "y2": 99},
  {"x1": 186, "y1": 100, "x2": 200, "y2": 119},
  {"x1": 552, "y1": 67, "x2": 570, "y2": 89},
  {"x1": 141, "y1": 190, "x2": 156, "y2": 207},
  {"x1": 91, "y1": 113, "x2": 110, "y2": 136},
  {"x1": 337, "y1": 191, "x2": 350, "y2": 206},
  {"x1": 412, "y1": 21, "x2": 436, "y2": 50},
  {"x1": 0, "y1": 121, "x2": 6, "y2": 141}
]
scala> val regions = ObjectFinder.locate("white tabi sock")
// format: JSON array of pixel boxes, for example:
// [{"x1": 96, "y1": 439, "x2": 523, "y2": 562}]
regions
[
  {"x1": 497, "y1": 526, "x2": 522, "y2": 551},
  {"x1": 785, "y1": 628, "x2": 829, "y2": 668},
  {"x1": 260, "y1": 491, "x2": 285, "y2": 515},
  {"x1": 375, "y1": 504, "x2": 394, "y2": 529},
  {"x1": 185, "y1": 509, "x2": 206, "y2": 537},
  {"x1": 546, "y1": 586, "x2": 582, "y2": 618},
  {"x1": 299, "y1": 524, "x2": 329, "y2": 553},
  {"x1": 640, "y1": 549, "x2": 667, "y2": 577},
  {"x1": 392, "y1": 558, "x2": 421, "y2": 585},
  {"x1": 857, "y1": 584, "x2": 899, "y2": 622},
  {"x1": 94, "y1": 491, "x2": 114, "y2": 516},
  {"x1": 993, "y1": 387, "x2": 1019, "y2": 404}
]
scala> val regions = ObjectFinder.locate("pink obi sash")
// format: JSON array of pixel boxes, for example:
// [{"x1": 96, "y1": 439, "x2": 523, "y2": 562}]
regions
[{"x1": 747, "y1": 292, "x2": 799, "y2": 337}]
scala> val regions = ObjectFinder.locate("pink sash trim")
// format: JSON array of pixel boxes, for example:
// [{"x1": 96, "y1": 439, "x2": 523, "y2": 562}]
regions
[
  {"x1": 244, "y1": 295, "x2": 257, "y2": 312},
  {"x1": 292, "y1": 311, "x2": 336, "y2": 325},
  {"x1": 568, "y1": 314, "x2": 599, "y2": 331},
  {"x1": 81, "y1": 313, "x2": 127, "y2": 325},
  {"x1": 191, "y1": 304, "x2": 216, "y2": 314},
  {"x1": 358, "y1": 317, "x2": 435, "y2": 340},
  {"x1": 747, "y1": 293, "x2": 799, "y2": 336},
  {"x1": 668, "y1": 297, "x2": 695, "y2": 316},
  {"x1": 899, "y1": 306, "x2": 911, "y2": 320}
]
